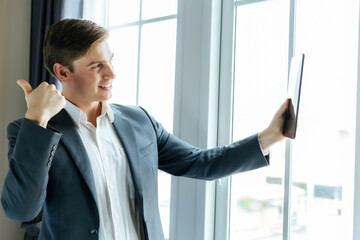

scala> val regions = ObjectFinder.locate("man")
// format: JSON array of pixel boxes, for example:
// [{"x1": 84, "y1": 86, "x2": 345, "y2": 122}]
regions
[{"x1": 1, "y1": 19, "x2": 289, "y2": 240}]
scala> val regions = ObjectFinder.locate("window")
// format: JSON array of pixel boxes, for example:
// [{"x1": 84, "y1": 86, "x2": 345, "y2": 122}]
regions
[
  {"x1": 216, "y1": 0, "x2": 359, "y2": 239},
  {"x1": 229, "y1": 1, "x2": 289, "y2": 238},
  {"x1": 290, "y1": 1, "x2": 358, "y2": 239},
  {"x1": 83, "y1": 1, "x2": 178, "y2": 238}
]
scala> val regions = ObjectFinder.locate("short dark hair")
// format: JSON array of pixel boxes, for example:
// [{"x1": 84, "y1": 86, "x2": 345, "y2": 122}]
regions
[{"x1": 43, "y1": 18, "x2": 109, "y2": 78}]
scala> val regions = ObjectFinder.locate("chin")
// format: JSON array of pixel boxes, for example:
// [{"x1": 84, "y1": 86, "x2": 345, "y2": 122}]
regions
[{"x1": 101, "y1": 94, "x2": 112, "y2": 101}]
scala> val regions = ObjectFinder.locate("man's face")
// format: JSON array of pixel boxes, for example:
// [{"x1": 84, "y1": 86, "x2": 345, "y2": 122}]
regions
[{"x1": 64, "y1": 40, "x2": 116, "y2": 108}]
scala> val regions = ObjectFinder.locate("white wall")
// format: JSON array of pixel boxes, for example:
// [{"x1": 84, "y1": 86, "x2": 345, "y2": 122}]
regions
[{"x1": 0, "y1": 0, "x2": 30, "y2": 239}]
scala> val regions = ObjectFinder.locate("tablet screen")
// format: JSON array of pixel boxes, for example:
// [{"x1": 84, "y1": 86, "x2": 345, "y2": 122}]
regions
[{"x1": 283, "y1": 53, "x2": 305, "y2": 139}]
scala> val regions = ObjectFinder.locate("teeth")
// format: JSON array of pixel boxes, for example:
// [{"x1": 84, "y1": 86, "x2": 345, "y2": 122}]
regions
[{"x1": 99, "y1": 84, "x2": 111, "y2": 88}]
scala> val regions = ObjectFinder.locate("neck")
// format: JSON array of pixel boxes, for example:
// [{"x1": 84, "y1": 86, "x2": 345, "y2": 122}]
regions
[
  {"x1": 84, "y1": 102, "x2": 102, "y2": 127},
  {"x1": 66, "y1": 98, "x2": 102, "y2": 127}
]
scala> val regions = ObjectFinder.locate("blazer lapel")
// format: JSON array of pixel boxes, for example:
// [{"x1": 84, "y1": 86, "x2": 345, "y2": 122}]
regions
[
  {"x1": 111, "y1": 106, "x2": 144, "y2": 211},
  {"x1": 48, "y1": 109, "x2": 98, "y2": 207}
]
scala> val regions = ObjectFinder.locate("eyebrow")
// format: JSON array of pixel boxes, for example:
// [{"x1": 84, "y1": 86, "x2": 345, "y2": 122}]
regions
[{"x1": 87, "y1": 53, "x2": 114, "y2": 66}]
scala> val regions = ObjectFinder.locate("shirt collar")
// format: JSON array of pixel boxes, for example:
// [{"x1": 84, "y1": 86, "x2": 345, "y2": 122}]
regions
[
  {"x1": 64, "y1": 100, "x2": 114, "y2": 127},
  {"x1": 101, "y1": 101, "x2": 115, "y2": 122}
]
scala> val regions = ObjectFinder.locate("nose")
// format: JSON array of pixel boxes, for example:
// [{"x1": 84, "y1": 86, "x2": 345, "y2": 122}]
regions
[{"x1": 104, "y1": 63, "x2": 116, "y2": 79}]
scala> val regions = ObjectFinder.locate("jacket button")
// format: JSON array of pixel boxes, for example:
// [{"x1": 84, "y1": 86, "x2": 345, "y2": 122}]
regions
[
  {"x1": 89, "y1": 229, "x2": 98, "y2": 235},
  {"x1": 46, "y1": 159, "x2": 52, "y2": 167}
]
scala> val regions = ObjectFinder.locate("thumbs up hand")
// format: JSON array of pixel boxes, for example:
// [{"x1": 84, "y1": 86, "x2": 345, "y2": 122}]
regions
[{"x1": 17, "y1": 79, "x2": 66, "y2": 128}]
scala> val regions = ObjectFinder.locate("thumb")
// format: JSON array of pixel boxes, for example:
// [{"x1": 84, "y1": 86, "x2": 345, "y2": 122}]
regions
[{"x1": 17, "y1": 79, "x2": 33, "y2": 96}]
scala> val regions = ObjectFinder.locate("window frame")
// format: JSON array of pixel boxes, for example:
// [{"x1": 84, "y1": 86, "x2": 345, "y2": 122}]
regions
[
  {"x1": 170, "y1": 0, "x2": 222, "y2": 239},
  {"x1": 354, "y1": 1, "x2": 360, "y2": 237}
]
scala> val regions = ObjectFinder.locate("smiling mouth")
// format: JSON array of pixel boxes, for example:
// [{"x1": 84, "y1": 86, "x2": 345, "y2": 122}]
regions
[{"x1": 99, "y1": 84, "x2": 112, "y2": 89}]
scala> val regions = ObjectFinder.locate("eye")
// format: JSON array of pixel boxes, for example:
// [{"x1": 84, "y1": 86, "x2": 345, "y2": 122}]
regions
[{"x1": 91, "y1": 63, "x2": 103, "y2": 69}]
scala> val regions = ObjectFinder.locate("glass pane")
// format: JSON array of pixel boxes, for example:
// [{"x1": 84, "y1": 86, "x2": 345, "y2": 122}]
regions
[
  {"x1": 108, "y1": 0, "x2": 140, "y2": 26},
  {"x1": 138, "y1": 19, "x2": 177, "y2": 132},
  {"x1": 83, "y1": 0, "x2": 107, "y2": 26},
  {"x1": 291, "y1": 1, "x2": 358, "y2": 239},
  {"x1": 108, "y1": 26, "x2": 139, "y2": 105},
  {"x1": 138, "y1": 19, "x2": 177, "y2": 239},
  {"x1": 158, "y1": 171, "x2": 171, "y2": 239},
  {"x1": 142, "y1": 0, "x2": 177, "y2": 20},
  {"x1": 229, "y1": 1, "x2": 289, "y2": 239}
]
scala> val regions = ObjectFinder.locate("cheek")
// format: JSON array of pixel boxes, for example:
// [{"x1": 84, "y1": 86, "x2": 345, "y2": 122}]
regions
[{"x1": 72, "y1": 72, "x2": 98, "y2": 88}]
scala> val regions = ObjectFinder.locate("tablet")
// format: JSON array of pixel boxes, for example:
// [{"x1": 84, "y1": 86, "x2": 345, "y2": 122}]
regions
[{"x1": 283, "y1": 53, "x2": 305, "y2": 139}]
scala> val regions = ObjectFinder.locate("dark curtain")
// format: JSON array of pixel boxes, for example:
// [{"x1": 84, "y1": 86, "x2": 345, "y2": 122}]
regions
[
  {"x1": 29, "y1": 0, "x2": 83, "y2": 90},
  {"x1": 25, "y1": 1, "x2": 83, "y2": 239}
]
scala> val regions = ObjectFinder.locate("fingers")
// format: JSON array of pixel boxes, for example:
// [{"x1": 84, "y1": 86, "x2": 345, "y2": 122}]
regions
[
  {"x1": 281, "y1": 98, "x2": 290, "y2": 112},
  {"x1": 275, "y1": 98, "x2": 290, "y2": 118},
  {"x1": 17, "y1": 79, "x2": 33, "y2": 96}
]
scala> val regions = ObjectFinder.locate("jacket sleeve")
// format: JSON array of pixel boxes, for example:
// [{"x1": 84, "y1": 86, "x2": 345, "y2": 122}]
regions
[
  {"x1": 1, "y1": 119, "x2": 62, "y2": 221},
  {"x1": 140, "y1": 108, "x2": 269, "y2": 181}
]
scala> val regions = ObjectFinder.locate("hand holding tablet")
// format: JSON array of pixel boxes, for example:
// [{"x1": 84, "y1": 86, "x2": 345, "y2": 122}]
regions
[{"x1": 283, "y1": 53, "x2": 305, "y2": 139}]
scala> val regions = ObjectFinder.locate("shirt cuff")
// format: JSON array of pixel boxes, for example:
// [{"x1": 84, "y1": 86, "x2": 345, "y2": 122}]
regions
[{"x1": 257, "y1": 133, "x2": 269, "y2": 156}]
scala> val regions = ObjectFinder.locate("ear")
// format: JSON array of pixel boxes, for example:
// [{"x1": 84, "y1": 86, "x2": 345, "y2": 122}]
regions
[{"x1": 53, "y1": 63, "x2": 71, "y2": 83}]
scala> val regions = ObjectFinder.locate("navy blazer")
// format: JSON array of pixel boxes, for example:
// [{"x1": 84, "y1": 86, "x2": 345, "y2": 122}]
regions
[{"x1": 1, "y1": 104, "x2": 269, "y2": 240}]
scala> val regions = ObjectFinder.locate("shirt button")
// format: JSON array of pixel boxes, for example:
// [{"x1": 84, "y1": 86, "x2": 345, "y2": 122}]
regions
[{"x1": 89, "y1": 229, "x2": 98, "y2": 235}]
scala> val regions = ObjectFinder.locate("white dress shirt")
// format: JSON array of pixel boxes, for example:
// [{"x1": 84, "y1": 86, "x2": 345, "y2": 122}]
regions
[{"x1": 65, "y1": 100, "x2": 141, "y2": 240}]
